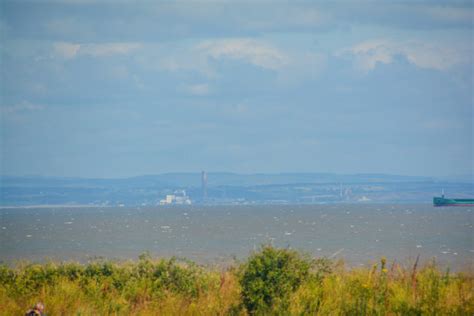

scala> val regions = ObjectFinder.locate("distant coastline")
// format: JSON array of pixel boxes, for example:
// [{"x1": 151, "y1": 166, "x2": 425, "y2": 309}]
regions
[
  {"x1": 0, "y1": 204, "x2": 110, "y2": 209},
  {"x1": 1, "y1": 173, "x2": 472, "y2": 206}
]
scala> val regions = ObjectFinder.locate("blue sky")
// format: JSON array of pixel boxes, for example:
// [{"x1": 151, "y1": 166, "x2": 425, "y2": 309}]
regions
[{"x1": 0, "y1": 1, "x2": 472, "y2": 178}]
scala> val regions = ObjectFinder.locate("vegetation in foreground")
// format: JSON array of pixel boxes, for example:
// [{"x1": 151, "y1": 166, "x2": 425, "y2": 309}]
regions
[{"x1": 1, "y1": 246, "x2": 473, "y2": 315}]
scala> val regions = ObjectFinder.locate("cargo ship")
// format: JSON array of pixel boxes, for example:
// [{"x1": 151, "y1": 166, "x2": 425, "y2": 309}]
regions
[{"x1": 433, "y1": 195, "x2": 474, "y2": 207}]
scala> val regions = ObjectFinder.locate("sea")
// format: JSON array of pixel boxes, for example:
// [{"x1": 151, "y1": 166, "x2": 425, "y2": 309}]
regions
[{"x1": 0, "y1": 204, "x2": 472, "y2": 270}]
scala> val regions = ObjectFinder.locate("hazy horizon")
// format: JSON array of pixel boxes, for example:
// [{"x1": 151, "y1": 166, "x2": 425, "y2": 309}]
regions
[{"x1": 1, "y1": 171, "x2": 474, "y2": 180}]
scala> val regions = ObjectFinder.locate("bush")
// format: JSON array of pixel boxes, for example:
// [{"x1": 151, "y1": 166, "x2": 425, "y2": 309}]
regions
[
  {"x1": 239, "y1": 245, "x2": 311, "y2": 314},
  {"x1": 0, "y1": 248, "x2": 472, "y2": 315}
]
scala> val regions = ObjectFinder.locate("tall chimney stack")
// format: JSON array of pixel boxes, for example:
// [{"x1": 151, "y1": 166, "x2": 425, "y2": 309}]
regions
[{"x1": 201, "y1": 171, "x2": 208, "y2": 200}]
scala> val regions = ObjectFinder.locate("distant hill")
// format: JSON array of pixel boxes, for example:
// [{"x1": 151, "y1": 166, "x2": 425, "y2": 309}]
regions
[{"x1": 0, "y1": 172, "x2": 435, "y2": 187}]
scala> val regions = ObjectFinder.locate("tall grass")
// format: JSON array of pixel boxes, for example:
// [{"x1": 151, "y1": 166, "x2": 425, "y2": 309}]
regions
[{"x1": 1, "y1": 246, "x2": 472, "y2": 315}]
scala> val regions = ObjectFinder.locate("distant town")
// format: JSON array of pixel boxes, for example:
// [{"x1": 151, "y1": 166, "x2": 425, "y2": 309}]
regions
[{"x1": 0, "y1": 172, "x2": 472, "y2": 207}]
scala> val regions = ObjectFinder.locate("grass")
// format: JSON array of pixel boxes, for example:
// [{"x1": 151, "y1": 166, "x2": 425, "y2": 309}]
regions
[{"x1": 1, "y1": 246, "x2": 473, "y2": 315}]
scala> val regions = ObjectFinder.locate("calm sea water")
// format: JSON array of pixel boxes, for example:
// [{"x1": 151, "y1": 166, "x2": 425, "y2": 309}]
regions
[{"x1": 0, "y1": 204, "x2": 472, "y2": 269}]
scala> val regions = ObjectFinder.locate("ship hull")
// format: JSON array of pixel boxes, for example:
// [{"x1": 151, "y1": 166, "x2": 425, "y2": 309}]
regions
[{"x1": 433, "y1": 197, "x2": 474, "y2": 207}]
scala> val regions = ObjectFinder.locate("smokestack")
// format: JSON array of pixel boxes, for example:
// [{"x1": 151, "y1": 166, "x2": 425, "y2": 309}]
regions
[{"x1": 201, "y1": 171, "x2": 208, "y2": 200}]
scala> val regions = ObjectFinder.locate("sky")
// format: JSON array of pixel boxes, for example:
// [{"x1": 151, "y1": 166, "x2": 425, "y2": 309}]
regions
[{"x1": 0, "y1": 1, "x2": 473, "y2": 178}]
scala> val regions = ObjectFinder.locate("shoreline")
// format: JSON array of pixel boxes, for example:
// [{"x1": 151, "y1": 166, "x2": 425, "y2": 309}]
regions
[
  {"x1": 0, "y1": 201, "x2": 452, "y2": 209},
  {"x1": 0, "y1": 204, "x2": 114, "y2": 209},
  {"x1": 1, "y1": 251, "x2": 473, "y2": 273}
]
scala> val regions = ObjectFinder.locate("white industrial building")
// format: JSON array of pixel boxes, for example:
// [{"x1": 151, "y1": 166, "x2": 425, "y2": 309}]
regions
[{"x1": 159, "y1": 190, "x2": 192, "y2": 205}]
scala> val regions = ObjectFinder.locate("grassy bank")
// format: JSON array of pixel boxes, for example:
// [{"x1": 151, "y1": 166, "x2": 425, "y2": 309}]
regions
[{"x1": 1, "y1": 246, "x2": 473, "y2": 315}]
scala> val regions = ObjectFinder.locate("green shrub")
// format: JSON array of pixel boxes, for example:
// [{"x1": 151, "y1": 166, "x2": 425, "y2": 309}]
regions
[
  {"x1": 0, "y1": 264, "x2": 15, "y2": 286},
  {"x1": 239, "y1": 245, "x2": 311, "y2": 314},
  {"x1": 56, "y1": 262, "x2": 84, "y2": 281},
  {"x1": 13, "y1": 263, "x2": 60, "y2": 297},
  {"x1": 0, "y1": 248, "x2": 472, "y2": 315}
]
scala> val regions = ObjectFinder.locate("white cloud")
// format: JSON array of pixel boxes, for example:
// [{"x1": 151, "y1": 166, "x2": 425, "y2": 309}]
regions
[
  {"x1": 402, "y1": 42, "x2": 470, "y2": 71},
  {"x1": 1, "y1": 101, "x2": 44, "y2": 115},
  {"x1": 81, "y1": 43, "x2": 141, "y2": 57},
  {"x1": 149, "y1": 38, "x2": 327, "y2": 89},
  {"x1": 147, "y1": 38, "x2": 289, "y2": 79},
  {"x1": 53, "y1": 42, "x2": 81, "y2": 59},
  {"x1": 345, "y1": 40, "x2": 394, "y2": 71},
  {"x1": 183, "y1": 83, "x2": 211, "y2": 96},
  {"x1": 157, "y1": 54, "x2": 215, "y2": 77},
  {"x1": 197, "y1": 38, "x2": 289, "y2": 70},
  {"x1": 53, "y1": 42, "x2": 141, "y2": 59},
  {"x1": 339, "y1": 39, "x2": 472, "y2": 72}
]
